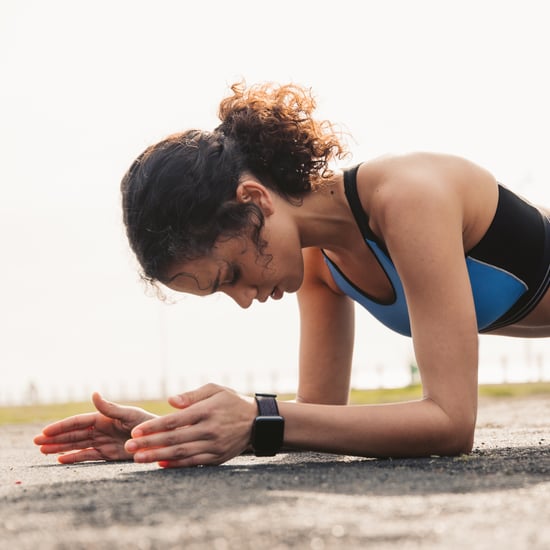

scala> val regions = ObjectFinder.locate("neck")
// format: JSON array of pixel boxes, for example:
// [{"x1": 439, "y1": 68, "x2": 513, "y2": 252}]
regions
[{"x1": 294, "y1": 174, "x2": 356, "y2": 251}]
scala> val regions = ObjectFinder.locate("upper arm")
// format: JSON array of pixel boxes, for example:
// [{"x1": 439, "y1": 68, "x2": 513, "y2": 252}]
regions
[
  {"x1": 296, "y1": 247, "x2": 355, "y2": 405},
  {"x1": 378, "y1": 176, "x2": 479, "y2": 432}
]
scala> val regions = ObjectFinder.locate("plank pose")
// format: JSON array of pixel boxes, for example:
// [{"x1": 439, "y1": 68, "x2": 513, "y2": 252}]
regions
[{"x1": 35, "y1": 82, "x2": 550, "y2": 467}]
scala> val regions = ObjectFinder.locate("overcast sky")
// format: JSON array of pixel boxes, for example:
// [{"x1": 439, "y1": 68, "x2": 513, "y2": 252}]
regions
[{"x1": 1, "y1": 0, "x2": 548, "y2": 404}]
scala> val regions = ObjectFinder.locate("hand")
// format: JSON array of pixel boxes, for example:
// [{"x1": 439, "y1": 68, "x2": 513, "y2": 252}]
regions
[
  {"x1": 124, "y1": 383, "x2": 256, "y2": 468},
  {"x1": 33, "y1": 392, "x2": 158, "y2": 464}
]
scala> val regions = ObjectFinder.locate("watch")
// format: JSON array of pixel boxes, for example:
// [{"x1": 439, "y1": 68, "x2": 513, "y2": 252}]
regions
[{"x1": 251, "y1": 393, "x2": 285, "y2": 457}]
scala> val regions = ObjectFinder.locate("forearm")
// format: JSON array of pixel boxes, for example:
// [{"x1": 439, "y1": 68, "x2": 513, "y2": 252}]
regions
[
  {"x1": 297, "y1": 275, "x2": 355, "y2": 405},
  {"x1": 278, "y1": 398, "x2": 475, "y2": 458}
]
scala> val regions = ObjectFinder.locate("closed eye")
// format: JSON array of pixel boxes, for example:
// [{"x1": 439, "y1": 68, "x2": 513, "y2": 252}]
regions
[
  {"x1": 212, "y1": 265, "x2": 241, "y2": 293},
  {"x1": 224, "y1": 266, "x2": 241, "y2": 286}
]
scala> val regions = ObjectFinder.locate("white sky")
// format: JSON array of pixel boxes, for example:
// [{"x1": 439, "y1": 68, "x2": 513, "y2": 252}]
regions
[{"x1": 1, "y1": 0, "x2": 549, "y2": 404}]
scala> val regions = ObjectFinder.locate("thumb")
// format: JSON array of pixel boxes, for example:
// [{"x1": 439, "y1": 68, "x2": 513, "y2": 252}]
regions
[
  {"x1": 168, "y1": 383, "x2": 224, "y2": 409},
  {"x1": 92, "y1": 391, "x2": 126, "y2": 420}
]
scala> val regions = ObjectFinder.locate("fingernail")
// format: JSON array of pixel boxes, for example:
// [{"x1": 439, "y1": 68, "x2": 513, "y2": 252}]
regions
[
  {"x1": 170, "y1": 395, "x2": 185, "y2": 406},
  {"x1": 126, "y1": 441, "x2": 137, "y2": 452},
  {"x1": 132, "y1": 428, "x2": 143, "y2": 438}
]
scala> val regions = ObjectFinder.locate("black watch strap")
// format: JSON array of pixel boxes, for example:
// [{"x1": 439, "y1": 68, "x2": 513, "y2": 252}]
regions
[
  {"x1": 255, "y1": 393, "x2": 280, "y2": 416},
  {"x1": 252, "y1": 393, "x2": 285, "y2": 457}
]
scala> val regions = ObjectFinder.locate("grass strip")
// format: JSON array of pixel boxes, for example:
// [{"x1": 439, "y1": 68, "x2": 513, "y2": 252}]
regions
[{"x1": 2, "y1": 382, "x2": 550, "y2": 426}]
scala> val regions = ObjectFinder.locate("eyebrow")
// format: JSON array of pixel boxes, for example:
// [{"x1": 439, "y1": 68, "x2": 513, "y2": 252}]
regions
[{"x1": 165, "y1": 270, "x2": 219, "y2": 295}]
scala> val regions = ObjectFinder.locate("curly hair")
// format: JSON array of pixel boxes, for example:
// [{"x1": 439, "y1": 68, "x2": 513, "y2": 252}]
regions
[{"x1": 121, "y1": 81, "x2": 348, "y2": 287}]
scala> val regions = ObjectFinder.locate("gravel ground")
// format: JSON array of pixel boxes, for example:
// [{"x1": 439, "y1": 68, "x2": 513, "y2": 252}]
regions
[{"x1": 1, "y1": 396, "x2": 549, "y2": 549}]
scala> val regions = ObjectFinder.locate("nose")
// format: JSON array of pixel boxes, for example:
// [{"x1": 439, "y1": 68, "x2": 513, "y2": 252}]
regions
[{"x1": 224, "y1": 285, "x2": 256, "y2": 309}]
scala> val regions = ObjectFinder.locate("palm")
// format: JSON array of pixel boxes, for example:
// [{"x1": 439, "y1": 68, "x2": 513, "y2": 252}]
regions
[
  {"x1": 34, "y1": 393, "x2": 157, "y2": 464},
  {"x1": 79, "y1": 406, "x2": 154, "y2": 460}
]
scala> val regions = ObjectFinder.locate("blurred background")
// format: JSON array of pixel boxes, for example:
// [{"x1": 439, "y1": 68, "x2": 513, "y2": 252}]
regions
[{"x1": 1, "y1": 0, "x2": 548, "y2": 405}]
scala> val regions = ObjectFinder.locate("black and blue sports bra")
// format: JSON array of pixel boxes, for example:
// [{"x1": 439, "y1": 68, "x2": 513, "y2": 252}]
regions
[{"x1": 323, "y1": 164, "x2": 550, "y2": 336}]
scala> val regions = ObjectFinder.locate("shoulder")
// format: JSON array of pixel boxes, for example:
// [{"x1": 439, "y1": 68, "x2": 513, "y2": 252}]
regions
[
  {"x1": 359, "y1": 151, "x2": 488, "y2": 196},
  {"x1": 361, "y1": 151, "x2": 484, "y2": 175},
  {"x1": 355, "y1": 152, "x2": 495, "y2": 238}
]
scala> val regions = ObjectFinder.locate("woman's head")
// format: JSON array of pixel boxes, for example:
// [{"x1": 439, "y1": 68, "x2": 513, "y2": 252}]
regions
[{"x1": 121, "y1": 81, "x2": 347, "y2": 287}]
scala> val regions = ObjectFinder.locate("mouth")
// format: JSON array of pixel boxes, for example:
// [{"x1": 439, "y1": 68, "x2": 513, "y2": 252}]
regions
[
  {"x1": 270, "y1": 286, "x2": 284, "y2": 300},
  {"x1": 257, "y1": 287, "x2": 284, "y2": 303}
]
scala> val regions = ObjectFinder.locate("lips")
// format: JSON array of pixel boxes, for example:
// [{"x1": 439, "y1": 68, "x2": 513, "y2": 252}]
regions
[
  {"x1": 270, "y1": 286, "x2": 284, "y2": 300},
  {"x1": 257, "y1": 287, "x2": 284, "y2": 303}
]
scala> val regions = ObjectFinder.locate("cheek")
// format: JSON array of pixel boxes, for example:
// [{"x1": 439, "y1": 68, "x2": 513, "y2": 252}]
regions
[{"x1": 261, "y1": 239, "x2": 303, "y2": 284}]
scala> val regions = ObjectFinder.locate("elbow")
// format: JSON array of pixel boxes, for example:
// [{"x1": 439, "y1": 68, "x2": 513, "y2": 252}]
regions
[
  {"x1": 436, "y1": 418, "x2": 476, "y2": 456},
  {"x1": 443, "y1": 428, "x2": 475, "y2": 456},
  {"x1": 422, "y1": 398, "x2": 476, "y2": 456}
]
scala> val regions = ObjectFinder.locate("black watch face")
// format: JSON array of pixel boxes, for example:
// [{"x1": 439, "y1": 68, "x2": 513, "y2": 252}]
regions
[{"x1": 254, "y1": 416, "x2": 284, "y2": 453}]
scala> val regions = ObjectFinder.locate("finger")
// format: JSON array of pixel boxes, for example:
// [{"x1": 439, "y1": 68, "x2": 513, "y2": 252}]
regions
[
  {"x1": 126, "y1": 423, "x2": 202, "y2": 455},
  {"x1": 92, "y1": 392, "x2": 129, "y2": 420},
  {"x1": 39, "y1": 438, "x2": 97, "y2": 454},
  {"x1": 132, "y1": 440, "x2": 208, "y2": 464},
  {"x1": 34, "y1": 426, "x2": 97, "y2": 446},
  {"x1": 131, "y1": 407, "x2": 202, "y2": 438},
  {"x1": 37, "y1": 412, "x2": 98, "y2": 438},
  {"x1": 168, "y1": 383, "x2": 224, "y2": 409},
  {"x1": 57, "y1": 448, "x2": 103, "y2": 464}
]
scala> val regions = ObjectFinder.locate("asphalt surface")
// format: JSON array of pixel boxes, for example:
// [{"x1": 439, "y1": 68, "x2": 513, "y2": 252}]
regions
[{"x1": 1, "y1": 396, "x2": 549, "y2": 549}]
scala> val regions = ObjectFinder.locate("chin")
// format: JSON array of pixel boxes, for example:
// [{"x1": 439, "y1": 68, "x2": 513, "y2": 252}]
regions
[{"x1": 288, "y1": 276, "x2": 304, "y2": 294}]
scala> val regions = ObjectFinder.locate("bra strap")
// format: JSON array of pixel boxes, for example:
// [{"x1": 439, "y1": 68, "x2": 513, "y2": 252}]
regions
[{"x1": 343, "y1": 164, "x2": 388, "y2": 252}]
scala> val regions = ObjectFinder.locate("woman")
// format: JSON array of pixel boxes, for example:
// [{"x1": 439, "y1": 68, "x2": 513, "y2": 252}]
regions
[{"x1": 34, "y1": 81, "x2": 550, "y2": 467}]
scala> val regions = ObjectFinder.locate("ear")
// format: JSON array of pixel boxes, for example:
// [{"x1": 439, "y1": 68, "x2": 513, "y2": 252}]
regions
[{"x1": 235, "y1": 180, "x2": 275, "y2": 216}]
